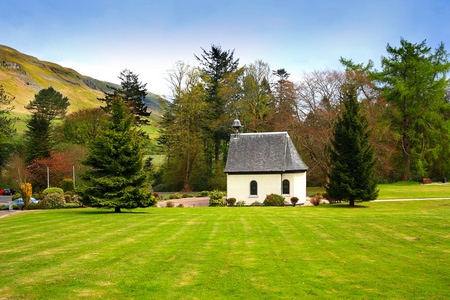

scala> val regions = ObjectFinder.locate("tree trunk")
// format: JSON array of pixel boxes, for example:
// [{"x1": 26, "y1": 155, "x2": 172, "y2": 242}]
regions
[
  {"x1": 401, "y1": 131, "x2": 411, "y2": 181},
  {"x1": 114, "y1": 207, "x2": 121, "y2": 213},
  {"x1": 349, "y1": 199, "x2": 355, "y2": 206}
]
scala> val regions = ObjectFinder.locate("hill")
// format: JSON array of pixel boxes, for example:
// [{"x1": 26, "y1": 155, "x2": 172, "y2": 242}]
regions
[{"x1": 0, "y1": 45, "x2": 164, "y2": 115}]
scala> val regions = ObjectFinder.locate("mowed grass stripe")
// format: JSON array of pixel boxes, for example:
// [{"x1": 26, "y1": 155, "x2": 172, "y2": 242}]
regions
[{"x1": 0, "y1": 201, "x2": 448, "y2": 299}]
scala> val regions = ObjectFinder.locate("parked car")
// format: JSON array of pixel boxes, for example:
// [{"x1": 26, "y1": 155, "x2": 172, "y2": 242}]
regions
[
  {"x1": 3, "y1": 188, "x2": 16, "y2": 195},
  {"x1": 3, "y1": 197, "x2": 39, "y2": 206}
]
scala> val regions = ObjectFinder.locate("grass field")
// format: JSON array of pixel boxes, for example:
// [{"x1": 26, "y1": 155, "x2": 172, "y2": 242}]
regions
[
  {"x1": 1, "y1": 200, "x2": 448, "y2": 299},
  {"x1": 307, "y1": 181, "x2": 450, "y2": 199}
]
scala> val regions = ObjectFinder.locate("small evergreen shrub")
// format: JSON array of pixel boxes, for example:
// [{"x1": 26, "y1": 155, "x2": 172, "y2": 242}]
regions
[
  {"x1": 290, "y1": 197, "x2": 299, "y2": 207},
  {"x1": 263, "y1": 193, "x2": 285, "y2": 206},
  {"x1": 169, "y1": 193, "x2": 182, "y2": 199},
  {"x1": 61, "y1": 178, "x2": 74, "y2": 193},
  {"x1": 43, "y1": 187, "x2": 64, "y2": 197},
  {"x1": 182, "y1": 193, "x2": 190, "y2": 198},
  {"x1": 226, "y1": 198, "x2": 236, "y2": 206},
  {"x1": 165, "y1": 201, "x2": 174, "y2": 208},
  {"x1": 209, "y1": 190, "x2": 226, "y2": 207},
  {"x1": 250, "y1": 201, "x2": 262, "y2": 206},
  {"x1": 236, "y1": 201, "x2": 246, "y2": 207},
  {"x1": 177, "y1": 203, "x2": 184, "y2": 208},
  {"x1": 44, "y1": 193, "x2": 66, "y2": 209}
]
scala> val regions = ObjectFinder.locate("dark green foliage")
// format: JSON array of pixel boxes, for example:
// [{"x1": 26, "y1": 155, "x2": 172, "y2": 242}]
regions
[
  {"x1": 375, "y1": 39, "x2": 450, "y2": 180},
  {"x1": 99, "y1": 69, "x2": 151, "y2": 125},
  {"x1": 61, "y1": 178, "x2": 74, "y2": 192},
  {"x1": 78, "y1": 95, "x2": 156, "y2": 212},
  {"x1": 0, "y1": 85, "x2": 18, "y2": 170},
  {"x1": 25, "y1": 114, "x2": 53, "y2": 162},
  {"x1": 60, "y1": 108, "x2": 107, "y2": 145},
  {"x1": 326, "y1": 87, "x2": 378, "y2": 206},
  {"x1": 263, "y1": 193, "x2": 285, "y2": 206},
  {"x1": 208, "y1": 190, "x2": 226, "y2": 207},
  {"x1": 25, "y1": 87, "x2": 70, "y2": 121}
]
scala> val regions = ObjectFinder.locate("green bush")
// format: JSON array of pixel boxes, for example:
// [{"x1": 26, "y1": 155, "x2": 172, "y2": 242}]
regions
[
  {"x1": 263, "y1": 193, "x2": 285, "y2": 206},
  {"x1": 44, "y1": 192, "x2": 66, "y2": 209},
  {"x1": 64, "y1": 203, "x2": 82, "y2": 208},
  {"x1": 209, "y1": 190, "x2": 226, "y2": 207},
  {"x1": 197, "y1": 191, "x2": 210, "y2": 197},
  {"x1": 236, "y1": 201, "x2": 246, "y2": 207},
  {"x1": 12, "y1": 193, "x2": 21, "y2": 201},
  {"x1": 290, "y1": 197, "x2": 299, "y2": 207},
  {"x1": 250, "y1": 201, "x2": 262, "y2": 206},
  {"x1": 43, "y1": 187, "x2": 64, "y2": 197},
  {"x1": 177, "y1": 203, "x2": 184, "y2": 208},
  {"x1": 182, "y1": 193, "x2": 190, "y2": 198},
  {"x1": 61, "y1": 178, "x2": 74, "y2": 193},
  {"x1": 153, "y1": 184, "x2": 166, "y2": 192},
  {"x1": 169, "y1": 193, "x2": 182, "y2": 199},
  {"x1": 226, "y1": 197, "x2": 236, "y2": 206},
  {"x1": 165, "y1": 201, "x2": 174, "y2": 208}
]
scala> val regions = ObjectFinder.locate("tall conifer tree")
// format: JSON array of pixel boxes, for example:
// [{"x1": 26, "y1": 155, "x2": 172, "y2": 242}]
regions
[
  {"x1": 79, "y1": 93, "x2": 156, "y2": 212},
  {"x1": 326, "y1": 86, "x2": 378, "y2": 206}
]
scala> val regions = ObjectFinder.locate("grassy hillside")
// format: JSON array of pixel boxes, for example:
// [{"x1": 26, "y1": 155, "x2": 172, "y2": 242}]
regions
[{"x1": 0, "y1": 45, "x2": 165, "y2": 116}]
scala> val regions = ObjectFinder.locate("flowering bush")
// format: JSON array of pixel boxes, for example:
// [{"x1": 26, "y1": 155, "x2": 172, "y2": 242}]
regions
[
  {"x1": 263, "y1": 194, "x2": 285, "y2": 206},
  {"x1": 44, "y1": 192, "x2": 66, "y2": 208}
]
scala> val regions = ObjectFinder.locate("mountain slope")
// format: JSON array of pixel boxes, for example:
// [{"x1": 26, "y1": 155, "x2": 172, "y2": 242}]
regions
[{"x1": 0, "y1": 45, "x2": 164, "y2": 115}]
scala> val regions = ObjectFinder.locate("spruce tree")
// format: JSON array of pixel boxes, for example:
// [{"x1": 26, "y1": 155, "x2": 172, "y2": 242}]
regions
[
  {"x1": 79, "y1": 93, "x2": 156, "y2": 212},
  {"x1": 326, "y1": 86, "x2": 378, "y2": 206},
  {"x1": 99, "y1": 69, "x2": 151, "y2": 125}
]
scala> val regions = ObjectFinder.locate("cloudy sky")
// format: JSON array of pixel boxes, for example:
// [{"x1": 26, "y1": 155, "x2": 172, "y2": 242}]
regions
[{"x1": 1, "y1": 0, "x2": 449, "y2": 97}]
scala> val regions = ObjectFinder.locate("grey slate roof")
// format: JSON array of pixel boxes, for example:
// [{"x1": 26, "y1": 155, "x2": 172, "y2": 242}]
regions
[{"x1": 225, "y1": 132, "x2": 308, "y2": 173}]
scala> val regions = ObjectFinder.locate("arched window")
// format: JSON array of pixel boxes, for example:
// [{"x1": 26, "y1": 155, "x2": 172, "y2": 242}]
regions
[
  {"x1": 250, "y1": 180, "x2": 258, "y2": 196},
  {"x1": 282, "y1": 179, "x2": 290, "y2": 195}
]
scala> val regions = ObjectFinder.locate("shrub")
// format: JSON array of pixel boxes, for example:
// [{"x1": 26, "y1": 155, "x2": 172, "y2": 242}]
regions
[
  {"x1": 226, "y1": 198, "x2": 236, "y2": 206},
  {"x1": 209, "y1": 190, "x2": 226, "y2": 207},
  {"x1": 165, "y1": 201, "x2": 174, "y2": 208},
  {"x1": 64, "y1": 203, "x2": 81, "y2": 208},
  {"x1": 64, "y1": 194, "x2": 72, "y2": 203},
  {"x1": 263, "y1": 193, "x2": 285, "y2": 206},
  {"x1": 290, "y1": 197, "x2": 299, "y2": 207},
  {"x1": 169, "y1": 193, "x2": 182, "y2": 199},
  {"x1": 177, "y1": 203, "x2": 184, "y2": 208},
  {"x1": 43, "y1": 187, "x2": 64, "y2": 197},
  {"x1": 12, "y1": 193, "x2": 21, "y2": 201},
  {"x1": 198, "y1": 191, "x2": 210, "y2": 197},
  {"x1": 310, "y1": 196, "x2": 321, "y2": 206},
  {"x1": 153, "y1": 193, "x2": 159, "y2": 199},
  {"x1": 250, "y1": 201, "x2": 262, "y2": 206},
  {"x1": 44, "y1": 192, "x2": 66, "y2": 208},
  {"x1": 61, "y1": 178, "x2": 74, "y2": 193},
  {"x1": 24, "y1": 203, "x2": 41, "y2": 210},
  {"x1": 182, "y1": 193, "x2": 190, "y2": 198},
  {"x1": 236, "y1": 201, "x2": 246, "y2": 207}
]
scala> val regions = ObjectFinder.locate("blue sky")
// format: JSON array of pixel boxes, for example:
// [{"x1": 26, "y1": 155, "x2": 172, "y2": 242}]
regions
[{"x1": 1, "y1": 0, "x2": 449, "y2": 96}]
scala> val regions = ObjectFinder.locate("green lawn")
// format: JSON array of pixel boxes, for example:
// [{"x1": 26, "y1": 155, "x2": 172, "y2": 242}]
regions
[
  {"x1": 307, "y1": 181, "x2": 450, "y2": 199},
  {"x1": 1, "y1": 200, "x2": 449, "y2": 299}
]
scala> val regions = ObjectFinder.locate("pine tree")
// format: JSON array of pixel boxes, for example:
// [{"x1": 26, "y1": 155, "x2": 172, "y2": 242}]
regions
[
  {"x1": 99, "y1": 69, "x2": 151, "y2": 125},
  {"x1": 326, "y1": 86, "x2": 378, "y2": 206},
  {"x1": 79, "y1": 93, "x2": 156, "y2": 212}
]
